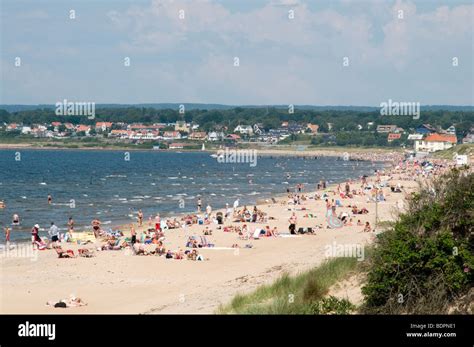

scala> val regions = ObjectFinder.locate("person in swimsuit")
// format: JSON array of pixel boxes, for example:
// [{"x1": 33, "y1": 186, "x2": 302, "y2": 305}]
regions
[
  {"x1": 137, "y1": 210, "x2": 143, "y2": 227},
  {"x1": 155, "y1": 214, "x2": 161, "y2": 231},
  {"x1": 91, "y1": 219, "x2": 101, "y2": 238},
  {"x1": 48, "y1": 194, "x2": 52, "y2": 205},
  {"x1": 5, "y1": 226, "x2": 11, "y2": 245},
  {"x1": 289, "y1": 212, "x2": 297, "y2": 234},
  {"x1": 130, "y1": 224, "x2": 137, "y2": 244},
  {"x1": 197, "y1": 198, "x2": 202, "y2": 213},
  {"x1": 12, "y1": 213, "x2": 20, "y2": 225},
  {"x1": 31, "y1": 224, "x2": 41, "y2": 249}
]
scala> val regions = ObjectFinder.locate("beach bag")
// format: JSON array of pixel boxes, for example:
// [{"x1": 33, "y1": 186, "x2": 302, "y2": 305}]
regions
[{"x1": 54, "y1": 302, "x2": 67, "y2": 308}]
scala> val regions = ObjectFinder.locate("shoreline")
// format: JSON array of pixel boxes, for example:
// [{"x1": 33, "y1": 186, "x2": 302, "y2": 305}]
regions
[
  {"x1": 3, "y1": 157, "x2": 390, "y2": 244},
  {"x1": 0, "y1": 150, "x2": 429, "y2": 314}
]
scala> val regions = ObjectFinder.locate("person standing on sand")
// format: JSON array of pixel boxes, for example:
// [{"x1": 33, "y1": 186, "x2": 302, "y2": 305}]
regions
[
  {"x1": 137, "y1": 210, "x2": 143, "y2": 227},
  {"x1": 5, "y1": 226, "x2": 11, "y2": 246},
  {"x1": 67, "y1": 217, "x2": 74, "y2": 230},
  {"x1": 48, "y1": 222, "x2": 60, "y2": 247},
  {"x1": 130, "y1": 224, "x2": 137, "y2": 244},
  {"x1": 31, "y1": 224, "x2": 41, "y2": 249},
  {"x1": 289, "y1": 212, "x2": 297, "y2": 234},
  {"x1": 155, "y1": 214, "x2": 161, "y2": 231},
  {"x1": 197, "y1": 198, "x2": 202, "y2": 213}
]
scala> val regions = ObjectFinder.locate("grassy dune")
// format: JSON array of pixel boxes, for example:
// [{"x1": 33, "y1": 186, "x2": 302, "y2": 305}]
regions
[{"x1": 217, "y1": 257, "x2": 363, "y2": 314}]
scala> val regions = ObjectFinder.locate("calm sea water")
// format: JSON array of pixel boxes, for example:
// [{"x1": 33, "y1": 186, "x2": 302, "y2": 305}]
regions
[{"x1": 0, "y1": 149, "x2": 384, "y2": 242}]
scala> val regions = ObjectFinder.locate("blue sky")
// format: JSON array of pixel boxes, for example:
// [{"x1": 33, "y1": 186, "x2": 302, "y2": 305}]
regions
[{"x1": 1, "y1": 0, "x2": 473, "y2": 105}]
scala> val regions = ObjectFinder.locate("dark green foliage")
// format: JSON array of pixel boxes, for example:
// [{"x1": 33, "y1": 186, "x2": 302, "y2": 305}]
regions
[{"x1": 362, "y1": 168, "x2": 474, "y2": 314}]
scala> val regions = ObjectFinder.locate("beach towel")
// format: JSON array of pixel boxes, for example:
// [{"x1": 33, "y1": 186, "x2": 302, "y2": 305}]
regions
[
  {"x1": 252, "y1": 228, "x2": 263, "y2": 239},
  {"x1": 199, "y1": 236, "x2": 214, "y2": 247},
  {"x1": 71, "y1": 232, "x2": 96, "y2": 244},
  {"x1": 327, "y1": 213, "x2": 344, "y2": 229}
]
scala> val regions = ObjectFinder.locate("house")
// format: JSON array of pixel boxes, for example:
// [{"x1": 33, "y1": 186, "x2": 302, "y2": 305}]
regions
[
  {"x1": 207, "y1": 131, "x2": 225, "y2": 142},
  {"x1": 281, "y1": 121, "x2": 289, "y2": 127},
  {"x1": 64, "y1": 123, "x2": 75, "y2": 130},
  {"x1": 288, "y1": 123, "x2": 305, "y2": 134},
  {"x1": 109, "y1": 130, "x2": 130, "y2": 139},
  {"x1": 163, "y1": 131, "x2": 182, "y2": 140},
  {"x1": 6, "y1": 123, "x2": 19, "y2": 131},
  {"x1": 21, "y1": 126, "x2": 32, "y2": 134},
  {"x1": 75, "y1": 125, "x2": 91, "y2": 135},
  {"x1": 306, "y1": 123, "x2": 319, "y2": 134},
  {"x1": 414, "y1": 134, "x2": 457, "y2": 153},
  {"x1": 96, "y1": 122, "x2": 113, "y2": 132},
  {"x1": 462, "y1": 133, "x2": 474, "y2": 144},
  {"x1": 367, "y1": 122, "x2": 374, "y2": 129},
  {"x1": 253, "y1": 124, "x2": 264, "y2": 135},
  {"x1": 175, "y1": 121, "x2": 190, "y2": 133},
  {"x1": 376, "y1": 125, "x2": 397, "y2": 133},
  {"x1": 445, "y1": 125, "x2": 456, "y2": 135},
  {"x1": 225, "y1": 134, "x2": 241, "y2": 142},
  {"x1": 234, "y1": 125, "x2": 253, "y2": 135},
  {"x1": 387, "y1": 133, "x2": 402, "y2": 142},
  {"x1": 188, "y1": 132, "x2": 207, "y2": 141},
  {"x1": 51, "y1": 121, "x2": 62, "y2": 127},
  {"x1": 416, "y1": 124, "x2": 437, "y2": 135}
]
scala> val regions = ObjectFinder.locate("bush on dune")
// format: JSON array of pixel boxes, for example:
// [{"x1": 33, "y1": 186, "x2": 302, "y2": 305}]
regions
[{"x1": 361, "y1": 167, "x2": 473, "y2": 314}]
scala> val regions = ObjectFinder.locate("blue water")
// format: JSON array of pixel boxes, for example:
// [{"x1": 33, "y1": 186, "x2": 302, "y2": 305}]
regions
[{"x1": 0, "y1": 149, "x2": 384, "y2": 241}]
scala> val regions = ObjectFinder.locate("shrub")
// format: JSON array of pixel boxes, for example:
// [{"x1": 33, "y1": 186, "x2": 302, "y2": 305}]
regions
[{"x1": 361, "y1": 168, "x2": 473, "y2": 314}]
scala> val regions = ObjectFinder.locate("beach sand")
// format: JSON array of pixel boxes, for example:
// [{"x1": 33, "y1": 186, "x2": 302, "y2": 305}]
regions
[{"x1": 0, "y1": 163, "x2": 422, "y2": 314}]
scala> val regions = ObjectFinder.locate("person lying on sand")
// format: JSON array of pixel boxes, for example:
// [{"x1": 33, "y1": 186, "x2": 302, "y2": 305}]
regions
[
  {"x1": 363, "y1": 222, "x2": 372, "y2": 232},
  {"x1": 47, "y1": 295, "x2": 87, "y2": 308}
]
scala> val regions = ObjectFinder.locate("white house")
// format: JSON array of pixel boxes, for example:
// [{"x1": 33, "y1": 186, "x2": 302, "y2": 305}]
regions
[
  {"x1": 207, "y1": 131, "x2": 225, "y2": 141},
  {"x1": 234, "y1": 125, "x2": 253, "y2": 135},
  {"x1": 414, "y1": 134, "x2": 457, "y2": 153},
  {"x1": 445, "y1": 125, "x2": 456, "y2": 135},
  {"x1": 21, "y1": 126, "x2": 32, "y2": 134}
]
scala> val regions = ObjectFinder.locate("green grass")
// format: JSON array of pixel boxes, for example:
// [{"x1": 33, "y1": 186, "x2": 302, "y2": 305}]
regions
[
  {"x1": 217, "y1": 256, "x2": 365, "y2": 314},
  {"x1": 432, "y1": 144, "x2": 474, "y2": 159}
]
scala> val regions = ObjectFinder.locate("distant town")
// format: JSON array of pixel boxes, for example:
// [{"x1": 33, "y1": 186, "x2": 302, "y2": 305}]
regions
[
  {"x1": 2, "y1": 118, "x2": 473, "y2": 153},
  {"x1": 0, "y1": 106, "x2": 473, "y2": 152}
]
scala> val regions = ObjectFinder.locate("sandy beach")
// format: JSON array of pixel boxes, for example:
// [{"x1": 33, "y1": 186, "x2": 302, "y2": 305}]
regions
[{"x1": 0, "y1": 155, "x2": 448, "y2": 314}]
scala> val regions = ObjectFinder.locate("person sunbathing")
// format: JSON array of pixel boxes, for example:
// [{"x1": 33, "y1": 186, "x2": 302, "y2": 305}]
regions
[
  {"x1": 56, "y1": 246, "x2": 75, "y2": 258},
  {"x1": 47, "y1": 296, "x2": 87, "y2": 308},
  {"x1": 155, "y1": 241, "x2": 166, "y2": 256},
  {"x1": 363, "y1": 222, "x2": 372, "y2": 232}
]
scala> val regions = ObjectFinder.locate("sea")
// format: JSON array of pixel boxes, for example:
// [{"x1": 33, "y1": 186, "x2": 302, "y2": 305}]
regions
[{"x1": 0, "y1": 149, "x2": 385, "y2": 242}]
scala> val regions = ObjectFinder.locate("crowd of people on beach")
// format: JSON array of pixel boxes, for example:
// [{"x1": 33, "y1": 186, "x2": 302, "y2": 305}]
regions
[{"x1": 2, "y1": 155, "x2": 467, "y2": 265}]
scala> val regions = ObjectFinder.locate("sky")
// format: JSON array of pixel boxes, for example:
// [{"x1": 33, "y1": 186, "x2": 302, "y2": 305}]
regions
[{"x1": 0, "y1": 0, "x2": 473, "y2": 106}]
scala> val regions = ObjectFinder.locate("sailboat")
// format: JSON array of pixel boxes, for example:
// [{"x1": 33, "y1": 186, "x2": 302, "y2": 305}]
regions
[{"x1": 201, "y1": 143, "x2": 206, "y2": 151}]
